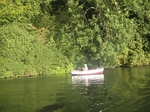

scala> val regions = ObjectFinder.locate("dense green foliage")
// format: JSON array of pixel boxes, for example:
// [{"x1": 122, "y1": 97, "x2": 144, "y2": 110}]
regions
[{"x1": 0, "y1": 0, "x2": 150, "y2": 78}]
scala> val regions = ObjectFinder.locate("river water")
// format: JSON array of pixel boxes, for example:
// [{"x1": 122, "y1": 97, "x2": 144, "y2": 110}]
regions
[{"x1": 0, "y1": 66, "x2": 150, "y2": 112}]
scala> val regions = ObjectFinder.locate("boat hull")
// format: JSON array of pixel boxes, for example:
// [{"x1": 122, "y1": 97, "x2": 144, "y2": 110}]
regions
[{"x1": 71, "y1": 68, "x2": 104, "y2": 76}]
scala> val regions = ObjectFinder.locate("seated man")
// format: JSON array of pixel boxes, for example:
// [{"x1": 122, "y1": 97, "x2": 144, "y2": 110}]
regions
[{"x1": 84, "y1": 64, "x2": 88, "y2": 71}]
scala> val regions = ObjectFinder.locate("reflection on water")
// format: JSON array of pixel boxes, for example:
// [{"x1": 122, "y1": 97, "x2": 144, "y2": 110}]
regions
[
  {"x1": 72, "y1": 74, "x2": 104, "y2": 86},
  {"x1": 0, "y1": 66, "x2": 150, "y2": 112}
]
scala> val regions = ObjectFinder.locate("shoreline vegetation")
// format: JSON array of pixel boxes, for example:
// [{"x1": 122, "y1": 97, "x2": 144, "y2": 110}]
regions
[
  {"x1": 0, "y1": 0, "x2": 150, "y2": 79},
  {"x1": 1, "y1": 65, "x2": 150, "y2": 79}
]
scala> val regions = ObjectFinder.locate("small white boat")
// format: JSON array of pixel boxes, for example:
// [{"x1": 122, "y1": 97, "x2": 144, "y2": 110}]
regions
[
  {"x1": 71, "y1": 68, "x2": 104, "y2": 76},
  {"x1": 71, "y1": 64, "x2": 104, "y2": 76}
]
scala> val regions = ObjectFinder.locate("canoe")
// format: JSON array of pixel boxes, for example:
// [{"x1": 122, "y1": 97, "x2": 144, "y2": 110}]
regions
[{"x1": 71, "y1": 68, "x2": 104, "y2": 76}]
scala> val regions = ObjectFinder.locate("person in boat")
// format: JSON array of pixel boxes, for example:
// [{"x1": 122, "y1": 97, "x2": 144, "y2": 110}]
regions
[{"x1": 82, "y1": 64, "x2": 88, "y2": 71}]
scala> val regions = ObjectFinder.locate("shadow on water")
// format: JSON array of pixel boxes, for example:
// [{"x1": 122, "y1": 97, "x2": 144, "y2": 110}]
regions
[{"x1": 35, "y1": 103, "x2": 68, "y2": 112}]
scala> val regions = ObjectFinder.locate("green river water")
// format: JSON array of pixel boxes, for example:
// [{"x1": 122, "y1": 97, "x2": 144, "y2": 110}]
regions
[{"x1": 0, "y1": 66, "x2": 150, "y2": 112}]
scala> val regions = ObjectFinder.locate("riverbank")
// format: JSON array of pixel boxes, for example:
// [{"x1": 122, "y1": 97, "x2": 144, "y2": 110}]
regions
[
  {"x1": 1, "y1": 65, "x2": 150, "y2": 79},
  {"x1": 0, "y1": 74, "x2": 38, "y2": 79}
]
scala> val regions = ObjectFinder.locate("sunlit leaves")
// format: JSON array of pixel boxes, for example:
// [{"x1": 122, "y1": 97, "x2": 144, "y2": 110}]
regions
[
  {"x1": 0, "y1": 0, "x2": 150, "y2": 78},
  {"x1": 0, "y1": 22, "x2": 72, "y2": 77},
  {"x1": 0, "y1": 1, "x2": 40, "y2": 26}
]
